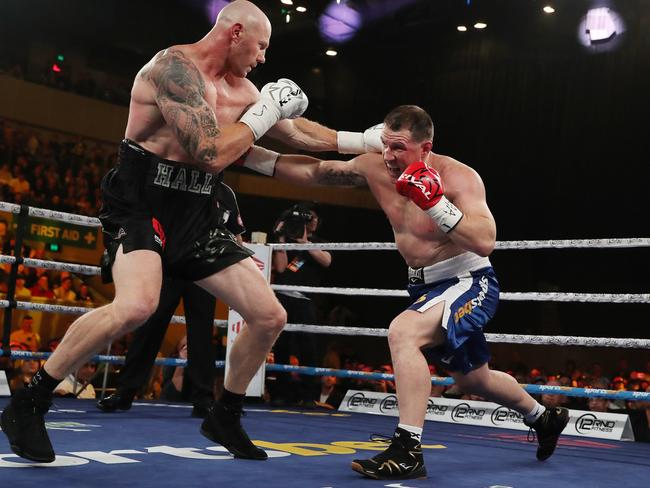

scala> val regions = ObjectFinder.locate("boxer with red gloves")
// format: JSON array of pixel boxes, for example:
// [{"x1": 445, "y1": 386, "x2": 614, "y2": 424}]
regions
[{"x1": 245, "y1": 104, "x2": 569, "y2": 480}]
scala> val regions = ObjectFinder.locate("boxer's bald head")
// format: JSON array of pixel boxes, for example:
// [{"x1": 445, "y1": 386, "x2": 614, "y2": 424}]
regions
[
  {"x1": 216, "y1": 0, "x2": 271, "y2": 37},
  {"x1": 213, "y1": 1, "x2": 271, "y2": 78}
]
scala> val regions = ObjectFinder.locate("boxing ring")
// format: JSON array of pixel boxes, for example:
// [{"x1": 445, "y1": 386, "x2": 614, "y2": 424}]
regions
[{"x1": 1, "y1": 201, "x2": 649, "y2": 487}]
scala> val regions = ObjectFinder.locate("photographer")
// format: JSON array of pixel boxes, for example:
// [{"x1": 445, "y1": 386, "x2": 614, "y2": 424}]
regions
[{"x1": 271, "y1": 203, "x2": 331, "y2": 404}]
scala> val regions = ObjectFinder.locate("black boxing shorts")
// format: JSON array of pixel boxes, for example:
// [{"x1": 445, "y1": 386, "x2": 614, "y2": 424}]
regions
[{"x1": 99, "y1": 139, "x2": 253, "y2": 283}]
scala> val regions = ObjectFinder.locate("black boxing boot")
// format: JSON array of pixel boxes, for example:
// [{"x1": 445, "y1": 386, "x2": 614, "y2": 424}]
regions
[
  {"x1": 351, "y1": 427, "x2": 427, "y2": 480},
  {"x1": 200, "y1": 402, "x2": 267, "y2": 459},
  {"x1": 525, "y1": 406, "x2": 569, "y2": 461},
  {"x1": 1, "y1": 388, "x2": 55, "y2": 463}
]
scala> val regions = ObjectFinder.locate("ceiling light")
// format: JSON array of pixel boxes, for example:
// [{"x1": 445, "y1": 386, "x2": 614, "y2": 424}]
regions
[
  {"x1": 296, "y1": 6, "x2": 306, "y2": 13},
  {"x1": 474, "y1": 22, "x2": 487, "y2": 29},
  {"x1": 543, "y1": 6, "x2": 555, "y2": 14},
  {"x1": 325, "y1": 49, "x2": 338, "y2": 56},
  {"x1": 281, "y1": 0, "x2": 293, "y2": 5},
  {"x1": 457, "y1": 25, "x2": 467, "y2": 32}
]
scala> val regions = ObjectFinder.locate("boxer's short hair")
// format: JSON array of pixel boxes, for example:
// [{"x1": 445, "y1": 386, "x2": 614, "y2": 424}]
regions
[{"x1": 384, "y1": 105, "x2": 434, "y2": 142}]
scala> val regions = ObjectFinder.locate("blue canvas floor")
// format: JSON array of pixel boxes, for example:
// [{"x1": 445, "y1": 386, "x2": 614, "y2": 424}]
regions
[{"x1": 0, "y1": 398, "x2": 648, "y2": 488}]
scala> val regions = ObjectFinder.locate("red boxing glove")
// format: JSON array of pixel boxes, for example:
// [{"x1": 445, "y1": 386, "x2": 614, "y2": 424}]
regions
[
  {"x1": 395, "y1": 161, "x2": 444, "y2": 210},
  {"x1": 396, "y1": 161, "x2": 463, "y2": 233}
]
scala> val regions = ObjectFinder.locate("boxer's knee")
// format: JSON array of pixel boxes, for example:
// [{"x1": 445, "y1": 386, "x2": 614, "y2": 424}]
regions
[
  {"x1": 388, "y1": 317, "x2": 413, "y2": 353},
  {"x1": 248, "y1": 302, "x2": 286, "y2": 337},
  {"x1": 111, "y1": 292, "x2": 159, "y2": 333}
]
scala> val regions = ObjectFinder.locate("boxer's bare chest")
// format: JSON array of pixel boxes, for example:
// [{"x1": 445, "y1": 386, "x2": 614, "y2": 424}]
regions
[{"x1": 212, "y1": 78, "x2": 257, "y2": 125}]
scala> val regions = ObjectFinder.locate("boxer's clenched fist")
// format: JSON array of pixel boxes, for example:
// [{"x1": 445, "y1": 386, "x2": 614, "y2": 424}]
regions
[
  {"x1": 396, "y1": 161, "x2": 463, "y2": 233},
  {"x1": 337, "y1": 123, "x2": 383, "y2": 154},
  {"x1": 240, "y1": 78, "x2": 309, "y2": 141}
]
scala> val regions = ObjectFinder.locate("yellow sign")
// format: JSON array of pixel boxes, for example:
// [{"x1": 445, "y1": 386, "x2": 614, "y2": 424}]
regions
[{"x1": 27, "y1": 217, "x2": 98, "y2": 249}]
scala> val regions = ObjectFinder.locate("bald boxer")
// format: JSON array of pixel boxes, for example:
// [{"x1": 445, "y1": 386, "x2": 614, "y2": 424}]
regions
[
  {"x1": 0, "y1": 0, "x2": 378, "y2": 463},
  {"x1": 241, "y1": 105, "x2": 570, "y2": 479}
]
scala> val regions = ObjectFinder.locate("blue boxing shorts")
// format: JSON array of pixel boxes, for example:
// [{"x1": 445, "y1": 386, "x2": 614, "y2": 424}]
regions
[{"x1": 407, "y1": 252, "x2": 499, "y2": 374}]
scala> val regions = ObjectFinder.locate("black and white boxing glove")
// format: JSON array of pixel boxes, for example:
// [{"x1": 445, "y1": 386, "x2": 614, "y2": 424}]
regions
[
  {"x1": 337, "y1": 123, "x2": 383, "y2": 154},
  {"x1": 240, "y1": 78, "x2": 309, "y2": 141}
]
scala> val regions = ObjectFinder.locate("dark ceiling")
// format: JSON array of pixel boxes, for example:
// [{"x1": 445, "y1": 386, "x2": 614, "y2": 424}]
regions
[{"x1": 3, "y1": 0, "x2": 648, "y2": 78}]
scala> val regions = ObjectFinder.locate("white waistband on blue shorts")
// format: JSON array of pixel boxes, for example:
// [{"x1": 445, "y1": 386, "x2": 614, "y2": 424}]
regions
[{"x1": 408, "y1": 252, "x2": 491, "y2": 285}]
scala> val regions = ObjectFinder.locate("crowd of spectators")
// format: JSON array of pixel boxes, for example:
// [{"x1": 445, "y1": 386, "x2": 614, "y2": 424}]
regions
[{"x1": 0, "y1": 119, "x2": 116, "y2": 217}]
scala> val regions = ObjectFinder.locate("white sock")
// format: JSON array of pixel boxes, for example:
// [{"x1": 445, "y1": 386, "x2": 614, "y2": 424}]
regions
[
  {"x1": 524, "y1": 403, "x2": 546, "y2": 424},
  {"x1": 397, "y1": 423, "x2": 423, "y2": 441}
]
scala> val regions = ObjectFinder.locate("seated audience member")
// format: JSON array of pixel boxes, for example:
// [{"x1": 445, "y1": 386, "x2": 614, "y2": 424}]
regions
[
  {"x1": 54, "y1": 363, "x2": 97, "y2": 399},
  {"x1": 13, "y1": 274, "x2": 31, "y2": 299},
  {"x1": 315, "y1": 375, "x2": 345, "y2": 409},
  {"x1": 30, "y1": 275, "x2": 55, "y2": 299},
  {"x1": 76, "y1": 283, "x2": 93, "y2": 303},
  {"x1": 540, "y1": 379, "x2": 569, "y2": 410},
  {"x1": 53, "y1": 276, "x2": 77, "y2": 301},
  {"x1": 10, "y1": 315, "x2": 40, "y2": 352}
]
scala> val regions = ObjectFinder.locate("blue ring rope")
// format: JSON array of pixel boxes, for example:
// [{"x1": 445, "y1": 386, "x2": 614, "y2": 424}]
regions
[{"x1": 3, "y1": 349, "x2": 648, "y2": 401}]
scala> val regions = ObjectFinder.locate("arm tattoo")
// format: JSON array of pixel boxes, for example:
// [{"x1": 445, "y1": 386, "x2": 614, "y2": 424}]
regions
[
  {"x1": 317, "y1": 168, "x2": 367, "y2": 187},
  {"x1": 144, "y1": 50, "x2": 221, "y2": 171}
]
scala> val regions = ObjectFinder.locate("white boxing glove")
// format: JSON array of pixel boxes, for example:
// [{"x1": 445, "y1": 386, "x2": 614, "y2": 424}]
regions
[
  {"x1": 337, "y1": 123, "x2": 384, "y2": 154},
  {"x1": 240, "y1": 78, "x2": 309, "y2": 141}
]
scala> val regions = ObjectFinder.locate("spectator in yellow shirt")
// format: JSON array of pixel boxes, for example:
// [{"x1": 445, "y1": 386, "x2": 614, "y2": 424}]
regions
[{"x1": 10, "y1": 315, "x2": 41, "y2": 352}]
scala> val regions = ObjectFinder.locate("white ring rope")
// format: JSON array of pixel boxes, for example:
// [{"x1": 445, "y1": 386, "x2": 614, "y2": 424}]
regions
[
  {"x1": 2, "y1": 255, "x2": 647, "y2": 303},
  {"x1": 2, "y1": 300, "x2": 648, "y2": 349},
  {"x1": 0, "y1": 202, "x2": 648, "y2": 249},
  {"x1": 499, "y1": 292, "x2": 650, "y2": 303},
  {"x1": 270, "y1": 238, "x2": 650, "y2": 251},
  {"x1": 273, "y1": 284, "x2": 649, "y2": 304},
  {"x1": 0, "y1": 201, "x2": 101, "y2": 227},
  {"x1": 0, "y1": 300, "x2": 226, "y2": 327},
  {"x1": 0, "y1": 255, "x2": 101, "y2": 275},
  {"x1": 495, "y1": 238, "x2": 650, "y2": 249}
]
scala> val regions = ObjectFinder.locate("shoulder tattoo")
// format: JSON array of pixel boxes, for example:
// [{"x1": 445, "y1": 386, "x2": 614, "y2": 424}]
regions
[
  {"x1": 145, "y1": 50, "x2": 205, "y2": 107},
  {"x1": 142, "y1": 50, "x2": 221, "y2": 169}
]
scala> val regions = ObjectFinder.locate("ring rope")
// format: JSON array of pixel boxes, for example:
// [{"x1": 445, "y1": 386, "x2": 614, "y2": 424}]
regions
[
  {"x1": 273, "y1": 284, "x2": 650, "y2": 303},
  {"x1": 282, "y1": 324, "x2": 650, "y2": 348},
  {"x1": 0, "y1": 255, "x2": 101, "y2": 275},
  {"x1": 3, "y1": 350, "x2": 648, "y2": 401},
  {"x1": 270, "y1": 237, "x2": 650, "y2": 251},
  {"x1": 0, "y1": 300, "x2": 215, "y2": 326},
  {"x1": 1, "y1": 201, "x2": 648, "y2": 249},
  {"x1": 0, "y1": 201, "x2": 101, "y2": 227},
  {"x1": 4, "y1": 255, "x2": 646, "y2": 303},
  {"x1": 2, "y1": 300, "x2": 649, "y2": 348}
]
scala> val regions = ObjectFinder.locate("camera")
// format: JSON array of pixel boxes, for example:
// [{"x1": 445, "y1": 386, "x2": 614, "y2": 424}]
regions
[{"x1": 274, "y1": 204, "x2": 313, "y2": 241}]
